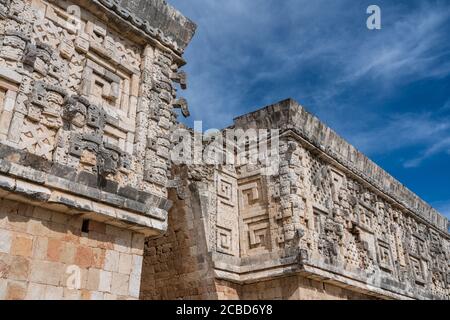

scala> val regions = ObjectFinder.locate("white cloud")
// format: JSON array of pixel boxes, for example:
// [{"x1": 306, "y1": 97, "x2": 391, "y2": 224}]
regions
[
  {"x1": 404, "y1": 137, "x2": 450, "y2": 168},
  {"x1": 345, "y1": 112, "x2": 450, "y2": 155},
  {"x1": 172, "y1": 0, "x2": 450, "y2": 131}
]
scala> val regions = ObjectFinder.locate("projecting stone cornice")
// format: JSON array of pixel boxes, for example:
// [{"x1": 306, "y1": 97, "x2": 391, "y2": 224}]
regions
[
  {"x1": 65, "y1": 0, "x2": 196, "y2": 64},
  {"x1": 233, "y1": 98, "x2": 449, "y2": 234}
]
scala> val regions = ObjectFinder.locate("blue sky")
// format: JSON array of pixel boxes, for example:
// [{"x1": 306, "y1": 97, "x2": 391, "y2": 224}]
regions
[{"x1": 169, "y1": 0, "x2": 450, "y2": 219}]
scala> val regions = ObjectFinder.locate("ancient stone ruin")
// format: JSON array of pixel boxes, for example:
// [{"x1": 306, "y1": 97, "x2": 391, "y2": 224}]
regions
[{"x1": 0, "y1": 0, "x2": 448, "y2": 300}]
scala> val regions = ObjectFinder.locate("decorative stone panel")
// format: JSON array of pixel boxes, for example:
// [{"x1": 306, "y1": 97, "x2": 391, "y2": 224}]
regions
[
  {"x1": 165, "y1": 99, "x2": 450, "y2": 300},
  {"x1": 0, "y1": 0, "x2": 195, "y2": 238}
]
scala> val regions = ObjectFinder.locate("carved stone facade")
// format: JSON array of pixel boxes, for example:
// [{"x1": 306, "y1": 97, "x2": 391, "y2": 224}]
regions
[
  {"x1": 142, "y1": 99, "x2": 449, "y2": 300},
  {"x1": 0, "y1": 0, "x2": 448, "y2": 301}
]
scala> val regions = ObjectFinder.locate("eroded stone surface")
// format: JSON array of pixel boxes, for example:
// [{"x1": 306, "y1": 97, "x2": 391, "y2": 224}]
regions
[
  {"x1": 142, "y1": 99, "x2": 450, "y2": 300},
  {"x1": 0, "y1": 0, "x2": 448, "y2": 301}
]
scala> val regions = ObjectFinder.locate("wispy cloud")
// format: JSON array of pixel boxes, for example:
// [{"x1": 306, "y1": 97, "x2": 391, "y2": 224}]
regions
[
  {"x1": 172, "y1": 0, "x2": 450, "y2": 131},
  {"x1": 404, "y1": 137, "x2": 450, "y2": 168},
  {"x1": 347, "y1": 112, "x2": 450, "y2": 156},
  {"x1": 168, "y1": 0, "x2": 450, "y2": 217},
  {"x1": 439, "y1": 99, "x2": 450, "y2": 113},
  {"x1": 433, "y1": 200, "x2": 450, "y2": 219},
  {"x1": 342, "y1": 4, "x2": 450, "y2": 84}
]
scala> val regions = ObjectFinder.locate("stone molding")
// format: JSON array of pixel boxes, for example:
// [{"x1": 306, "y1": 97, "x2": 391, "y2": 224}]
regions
[
  {"x1": 0, "y1": 144, "x2": 169, "y2": 236},
  {"x1": 68, "y1": 0, "x2": 196, "y2": 64}
]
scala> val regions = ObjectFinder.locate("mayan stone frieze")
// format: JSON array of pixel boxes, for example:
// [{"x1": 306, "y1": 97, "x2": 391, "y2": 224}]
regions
[
  {"x1": 0, "y1": 0, "x2": 196, "y2": 299},
  {"x1": 143, "y1": 99, "x2": 449, "y2": 300},
  {"x1": 0, "y1": 0, "x2": 196, "y2": 229}
]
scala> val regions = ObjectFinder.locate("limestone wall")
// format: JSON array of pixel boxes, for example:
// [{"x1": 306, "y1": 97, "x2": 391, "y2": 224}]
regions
[
  {"x1": 0, "y1": 0, "x2": 190, "y2": 198},
  {"x1": 0, "y1": 0, "x2": 195, "y2": 300},
  {"x1": 0, "y1": 198, "x2": 145, "y2": 299},
  {"x1": 140, "y1": 189, "x2": 216, "y2": 299}
]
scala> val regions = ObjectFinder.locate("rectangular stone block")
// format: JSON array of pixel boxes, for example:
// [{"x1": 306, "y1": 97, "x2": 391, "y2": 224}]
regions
[
  {"x1": 11, "y1": 234, "x2": 33, "y2": 257},
  {"x1": 0, "y1": 279, "x2": 7, "y2": 300},
  {"x1": 107, "y1": 226, "x2": 132, "y2": 253},
  {"x1": 44, "y1": 285, "x2": 64, "y2": 300},
  {"x1": 104, "y1": 293, "x2": 117, "y2": 300},
  {"x1": 86, "y1": 268, "x2": 100, "y2": 291},
  {"x1": 60, "y1": 242, "x2": 76, "y2": 265},
  {"x1": 63, "y1": 288, "x2": 81, "y2": 300},
  {"x1": 0, "y1": 66, "x2": 22, "y2": 84},
  {"x1": 90, "y1": 291, "x2": 104, "y2": 300},
  {"x1": 32, "y1": 236, "x2": 48, "y2": 260},
  {"x1": 104, "y1": 250, "x2": 120, "y2": 272},
  {"x1": 30, "y1": 260, "x2": 62, "y2": 286},
  {"x1": 75, "y1": 246, "x2": 94, "y2": 268},
  {"x1": 6, "y1": 280, "x2": 27, "y2": 300},
  {"x1": 111, "y1": 272, "x2": 129, "y2": 296},
  {"x1": 0, "y1": 229, "x2": 12, "y2": 254},
  {"x1": 26, "y1": 219, "x2": 50, "y2": 237},
  {"x1": 131, "y1": 233, "x2": 144, "y2": 255},
  {"x1": 25, "y1": 282, "x2": 46, "y2": 300},
  {"x1": 32, "y1": 207, "x2": 52, "y2": 222},
  {"x1": 98, "y1": 270, "x2": 112, "y2": 293},
  {"x1": 8, "y1": 255, "x2": 30, "y2": 281},
  {"x1": 91, "y1": 247, "x2": 105, "y2": 269}
]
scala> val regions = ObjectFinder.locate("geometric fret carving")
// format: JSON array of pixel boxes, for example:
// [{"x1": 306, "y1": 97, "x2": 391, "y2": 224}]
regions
[
  {"x1": 377, "y1": 240, "x2": 394, "y2": 272},
  {"x1": 216, "y1": 172, "x2": 239, "y2": 256},
  {"x1": 238, "y1": 176, "x2": 271, "y2": 255},
  {"x1": 216, "y1": 226, "x2": 233, "y2": 255},
  {"x1": 409, "y1": 255, "x2": 426, "y2": 285}
]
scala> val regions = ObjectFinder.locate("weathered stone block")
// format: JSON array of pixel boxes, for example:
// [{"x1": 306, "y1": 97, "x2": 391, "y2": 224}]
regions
[
  {"x1": 30, "y1": 260, "x2": 63, "y2": 286},
  {"x1": 75, "y1": 246, "x2": 94, "y2": 268},
  {"x1": 25, "y1": 282, "x2": 46, "y2": 300},
  {"x1": 104, "y1": 250, "x2": 120, "y2": 273},
  {"x1": 98, "y1": 270, "x2": 112, "y2": 292},
  {"x1": 86, "y1": 268, "x2": 100, "y2": 291},
  {"x1": 6, "y1": 280, "x2": 27, "y2": 300},
  {"x1": 11, "y1": 234, "x2": 33, "y2": 257},
  {"x1": 44, "y1": 285, "x2": 64, "y2": 300},
  {"x1": 0, "y1": 230, "x2": 12, "y2": 254}
]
